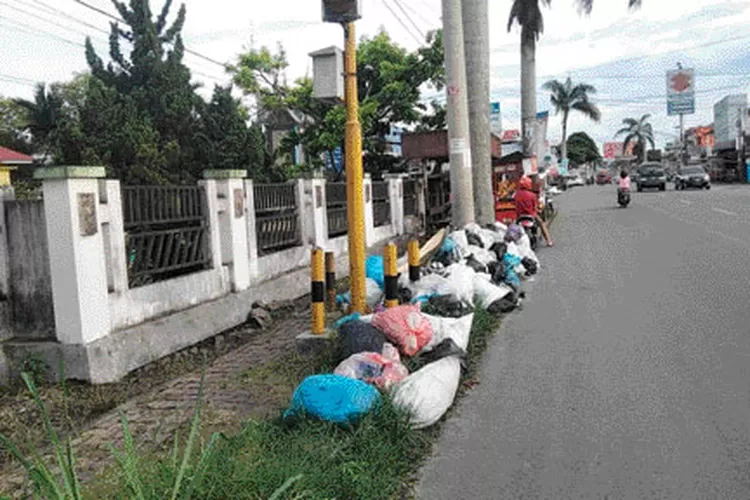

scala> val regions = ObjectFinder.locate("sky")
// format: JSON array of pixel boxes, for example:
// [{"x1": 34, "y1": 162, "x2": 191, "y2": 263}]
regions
[{"x1": 2, "y1": 0, "x2": 750, "y2": 149}]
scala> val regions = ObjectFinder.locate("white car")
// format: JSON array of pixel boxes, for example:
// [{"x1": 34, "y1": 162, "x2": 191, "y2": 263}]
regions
[{"x1": 566, "y1": 176, "x2": 585, "y2": 187}]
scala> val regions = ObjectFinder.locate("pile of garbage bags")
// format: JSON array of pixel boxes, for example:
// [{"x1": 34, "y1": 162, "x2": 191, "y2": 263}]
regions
[{"x1": 284, "y1": 222, "x2": 542, "y2": 429}]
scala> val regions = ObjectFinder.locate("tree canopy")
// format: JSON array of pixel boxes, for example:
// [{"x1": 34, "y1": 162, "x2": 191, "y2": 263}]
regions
[
  {"x1": 229, "y1": 29, "x2": 445, "y2": 174},
  {"x1": 616, "y1": 114, "x2": 655, "y2": 163},
  {"x1": 566, "y1": 131, "x2": 601, "y2": 167}
]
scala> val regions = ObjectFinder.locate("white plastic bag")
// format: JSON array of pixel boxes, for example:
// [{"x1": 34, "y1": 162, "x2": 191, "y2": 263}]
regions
[
  {"x1": 365, "y1": 277, "x2": 384, "y2": 309},
  {"x1": 391, "y1": 356, "x2": 462, "y2": 429},
  {"x1": 516, "y1": 234, "x2": 540, "y2": 268},
  {"x1": 421, "y1": 313, "x2": 474, "y2": 353},
  {"x1": 473, "y1": 273, "x2": 513, "y2": 309},
  {"x1": 334, "y1": 343, "x2": 409, "y2": 390},
  {"x1": 448, "y1": 230, "x2": 470, "y2": 252},
  {"x1": 399, "y1": 272, "x2": 454, "y2": 300},
  {"x1": 444, "y1": 263, "x2": 476, "y2": 306},
  {"x1": 466, "y1": 245, "x2": 498, "y2": 266}
]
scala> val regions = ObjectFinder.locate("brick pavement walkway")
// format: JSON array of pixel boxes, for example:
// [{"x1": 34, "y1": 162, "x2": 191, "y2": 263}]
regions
[{"x1": 2, "y1": 313, "x2": 309, "y2": 497}]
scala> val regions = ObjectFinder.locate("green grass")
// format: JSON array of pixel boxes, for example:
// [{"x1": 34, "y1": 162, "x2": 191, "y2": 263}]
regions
[{"x1": 3, "y1": 308, "x2": 501, "y2": 500}]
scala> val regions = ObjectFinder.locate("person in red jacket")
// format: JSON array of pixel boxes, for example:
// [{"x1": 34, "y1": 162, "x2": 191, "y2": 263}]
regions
[{"x1": 514, "y1": 175, "x2": 553, "y2": 247}]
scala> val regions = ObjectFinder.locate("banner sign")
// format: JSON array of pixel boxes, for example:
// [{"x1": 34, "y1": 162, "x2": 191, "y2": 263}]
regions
[{"x1": 667, "y1": 68, "x2": 695, "y2": 116}]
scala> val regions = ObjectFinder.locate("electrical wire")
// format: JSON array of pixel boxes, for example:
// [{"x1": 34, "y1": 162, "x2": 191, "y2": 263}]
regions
[
  {"x1": 539, "y1": 33, "x2": 750, "y2": 80},
  {"x1": 0, "y1": 15, "x2": 86, "y2": 48},
  {"x1": 72, "y1": 0, "x2": 227, "y2": 69},
  {"x1": 398, "y1": 0, "x2": 439, "y2": 30},
  {"x1": 380, "y1": 0, "x2": 424, "y2": 45},
  {"x1": 392, "y1": 0, "x2": 426, "y2": 40},
  {"x1": 24, "y1": 0, "x2": 110, "y2": 36}
]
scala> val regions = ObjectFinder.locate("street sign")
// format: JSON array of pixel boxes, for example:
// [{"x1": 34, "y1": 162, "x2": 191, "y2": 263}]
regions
[
  {"x1": 490, "y1": 101, "x2": 502, "y2": 134},
  {"x1": 667, "y1": 68, "x2": 695, "y2": 116}
]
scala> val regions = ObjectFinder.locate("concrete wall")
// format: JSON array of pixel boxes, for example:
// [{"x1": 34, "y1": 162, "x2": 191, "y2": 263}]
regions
[{"x1": 4, "y1": 200, "x2": 55, "y2": 339}]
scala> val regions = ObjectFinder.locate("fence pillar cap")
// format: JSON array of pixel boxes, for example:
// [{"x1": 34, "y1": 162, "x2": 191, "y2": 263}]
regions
[
  {"x1": 34, "y1": 166, "x2": 107, "y2": 179},
  {"x1": 202, "y1": 169, "x2": 248, "y2": 179}
]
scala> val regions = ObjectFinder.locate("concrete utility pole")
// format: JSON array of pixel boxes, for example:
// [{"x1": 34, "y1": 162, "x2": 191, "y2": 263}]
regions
[
  {"x1": 442, "y1": 0, "x2": 475, "y2": 227},
  {"x1": 462, "y1": 0, "x2": 494, "y2": 225}
]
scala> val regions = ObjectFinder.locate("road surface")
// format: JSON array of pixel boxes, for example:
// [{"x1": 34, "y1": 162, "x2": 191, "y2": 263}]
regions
[{"x1": 418, "y1": 184, "x2": 750, "y2": 500}]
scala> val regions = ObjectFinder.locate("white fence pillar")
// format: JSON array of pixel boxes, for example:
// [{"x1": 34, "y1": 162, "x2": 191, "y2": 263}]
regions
[
  {"x1": 363, "y1": 174, "x2": 375, "y2": 246},
  {"x1": 202, "y1": 170, "x2": 250, "y2": 292},
  {"x1": 35, "y1": 167, "x2": 110, "y2": 345},
  {"x1": 98, "y1": 180, "x2": 128, "y2": 294},
  {"x1": 385, "y1": 174, "x2": 405, "y2": 236},
  {"x1": 244, "y1": 179, "x2": 260, "y2": 280},
  {"x1": 198, "y1": 178, "x2": 224, "y2": 281},
  {"x1": 304, "y1": 178, "x2": 328, "y2": 247}
]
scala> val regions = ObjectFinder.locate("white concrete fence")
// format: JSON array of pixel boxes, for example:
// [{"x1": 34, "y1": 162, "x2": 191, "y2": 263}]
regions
[{"x1": 0, "y1": 167, "x2": 421, "y2": 383}]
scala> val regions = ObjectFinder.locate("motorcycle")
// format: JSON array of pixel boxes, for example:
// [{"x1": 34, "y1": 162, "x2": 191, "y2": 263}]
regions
[
  {"x1": 617, "y1": 188, "x2": 631, "y2": 208},
  {"x1": 516, "y1": 215, "x2": 539, "y2": 250}
]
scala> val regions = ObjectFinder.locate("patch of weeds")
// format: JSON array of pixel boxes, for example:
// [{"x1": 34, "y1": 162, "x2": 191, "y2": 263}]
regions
[{"x1": 19, "y1": 353, "x2": 50, "y2": 388}]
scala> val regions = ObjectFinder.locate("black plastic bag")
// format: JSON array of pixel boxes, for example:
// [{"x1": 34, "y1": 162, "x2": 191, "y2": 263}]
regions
[
  {"x1": 465, "y1": 254, "x2": 488, "y2": 274},
  {"x1": 490, "y1": 260, "x2": 508, "y2": 285},
  {"x1": 423, "y1": 294, "x2": 474, "y2": 318},
  {"x1": 521, "y1": 257, "x2": 538, "y2": 275},
  {"x1": 338, "y1": 320, "x2": 387, "y2": 361},
  {"x1": 489, "y1": 242, "x2": 508, "y2": 262},
  {"x1": 421, "y1": 338, "x2": 468, "y2": 370},
  {"x1": 466, "y1": 230, "x2": 484, "y2": 248},
  {"x1": 488, "y1": 297, "x2": 518, "y2": 314}
]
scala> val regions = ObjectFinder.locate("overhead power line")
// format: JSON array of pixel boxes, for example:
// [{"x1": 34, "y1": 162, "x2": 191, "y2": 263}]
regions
[
  {"x1": 0, "y1": 0, "x2": 110, "y2": 46},
  {"x1": 391, "y1": 0, "x2": 426, "y2": 40},
  {"x1": 540, "y1": 32, "x2": 750, "y2": 80},
  {"x1": 0, "y1": 15, "x2": 86, "y2": 48},
  {"x1": 72, "y1": 0, "x2": 227, "y2": 69},
  {"x1": 380, "y1": 0, "x2": 423, "y2": 45}
]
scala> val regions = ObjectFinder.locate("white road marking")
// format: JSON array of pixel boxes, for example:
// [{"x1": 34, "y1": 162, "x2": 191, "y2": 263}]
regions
[
  {"x1": 678, "y1": 199, "x2": 691, "y2": 205},
  {"x1": 712, "y1": 207, "x2": 737, "y2": 216}
]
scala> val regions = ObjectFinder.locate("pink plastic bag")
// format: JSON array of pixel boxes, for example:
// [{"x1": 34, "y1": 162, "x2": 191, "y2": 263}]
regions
[
  {"x1": 371, "y1": 304, "x2": 434, "y2": 356},
  {"x1": 334, "y1": 343, "x2": 409, "y2": 390}
]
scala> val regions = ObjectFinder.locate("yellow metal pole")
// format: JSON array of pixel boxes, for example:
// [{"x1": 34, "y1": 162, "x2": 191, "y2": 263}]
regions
[
  {"x1": 384, "y1": 242, "x2": 399, "y2": 308},
  {"x1": 311, "y1": 248, "x2": 326, "y2": 335},
  {"x1": 344, "y1": 22, "x2": 367, "y2": 313},
  {"x1": 325, "y1": 251, "x2": 336, "y2": 312},
  {"x1": 408, "y1": 239, "x2": 420, "y2": 282}
]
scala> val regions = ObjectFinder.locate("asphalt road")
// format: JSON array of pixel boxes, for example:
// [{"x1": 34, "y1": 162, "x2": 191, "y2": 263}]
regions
[{"x1": 418, "y1": 183, "x2": 750, "y2": 500}]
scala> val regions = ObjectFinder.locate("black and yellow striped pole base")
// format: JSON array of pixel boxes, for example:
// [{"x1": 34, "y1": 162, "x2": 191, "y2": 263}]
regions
[
  {"x1": 325, "y1": 251, "x2": 336, "y2": 313},
  {"x1": 384, "y1": 242, "x2": 399, "y2": 308},
  {"x1": 311, "y1": 248, "x2": 325, "y2": 335},
  {"x1": 408, "y1": 239, "x2": 420, "y2": 282}
]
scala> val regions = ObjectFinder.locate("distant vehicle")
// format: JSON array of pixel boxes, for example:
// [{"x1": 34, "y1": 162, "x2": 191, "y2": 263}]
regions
[
  {"x1": 636, "y1": 163, "x2": 667, "y2": 191},
  {"x1": 675, "y1": 165, "x2": 711, "y2": 190},
  {"x1": 567, "y1": 175, "x2": 585, "y2": 187},
  {"x1": 596, "y1": 170, "x2": 612, "y2": 185}
]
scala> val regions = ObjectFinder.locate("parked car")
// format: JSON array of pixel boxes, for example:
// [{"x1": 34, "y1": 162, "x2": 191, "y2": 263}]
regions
[
  {"x1": 675, "y1": 165, "x2": 711, "y2": 190},
  {"x1": 566, "y1": 175, "x2": 585, "y2": 187},
  {"x1": 636, "y1": 163, "x2": 667, "y2": 191},
  {"x1": 596, "y1": 170, "x2": 612, "y2": 185}
]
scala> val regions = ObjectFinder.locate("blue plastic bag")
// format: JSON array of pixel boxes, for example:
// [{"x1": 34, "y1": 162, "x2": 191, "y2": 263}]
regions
[
  {"x1": 283, "y1": 374, "x2": 381, "y2": 425},
  {"x1": 366, "y1": 256, "x2": 385, "y2": 289},
  {"x1": 503, "y1": 254, "x2": 522, "y2": 288}
]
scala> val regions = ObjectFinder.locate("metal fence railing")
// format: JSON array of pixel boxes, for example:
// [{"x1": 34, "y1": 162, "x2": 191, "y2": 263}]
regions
[
  {"x1": 121, "y1": 185, "x2": 211, "y2": 289},
  {"x1": 326, "y1": 182, "x2": 348, "y2": 238},
  {"x1": 403, "y1": 179, "x2": 418, "y2": 216},
  {"x1": 253, "y1": 183, "x2": 302, "y2": 255},
  {"x1": 372, "y1": 181, "x2": 391, "y2": 228}
]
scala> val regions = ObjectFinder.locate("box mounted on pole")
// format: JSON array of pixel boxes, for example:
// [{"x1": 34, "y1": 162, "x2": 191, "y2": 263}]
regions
[{"x1": 322, "y1": 0, "x2": 361, "y2": 23}]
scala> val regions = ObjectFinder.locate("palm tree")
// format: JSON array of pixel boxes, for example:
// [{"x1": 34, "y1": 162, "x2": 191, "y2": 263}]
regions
[
  {"x1": 615, "y1": 114, "x2": 655, "y2": 163},
  {"x1": 542, "y1": 77, "x2": 600, "y2": 161},
  {"x1": 14, "y1": 82, "x2": 64, "y2": 159},
  {"x1": 507, "y1": 0, "x2": 642, "y2": 156}
]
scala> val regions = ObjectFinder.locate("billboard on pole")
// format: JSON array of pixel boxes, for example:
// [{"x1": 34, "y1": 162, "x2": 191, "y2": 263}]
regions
[
  {"x1": 667, "y1": 68, "x2": 695, "y2": 116},
  {"x1": 490, "y1": 102, "x2": 502, "y2": 134}
]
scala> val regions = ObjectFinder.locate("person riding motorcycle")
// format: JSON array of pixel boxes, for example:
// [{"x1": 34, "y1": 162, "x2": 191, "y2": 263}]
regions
[
  {"x1": 618, "y1": 169, "x2": 631, "y2": 191},
  {"x1": 514, "y1": 176, "x2": 554, "y2": 247}
]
